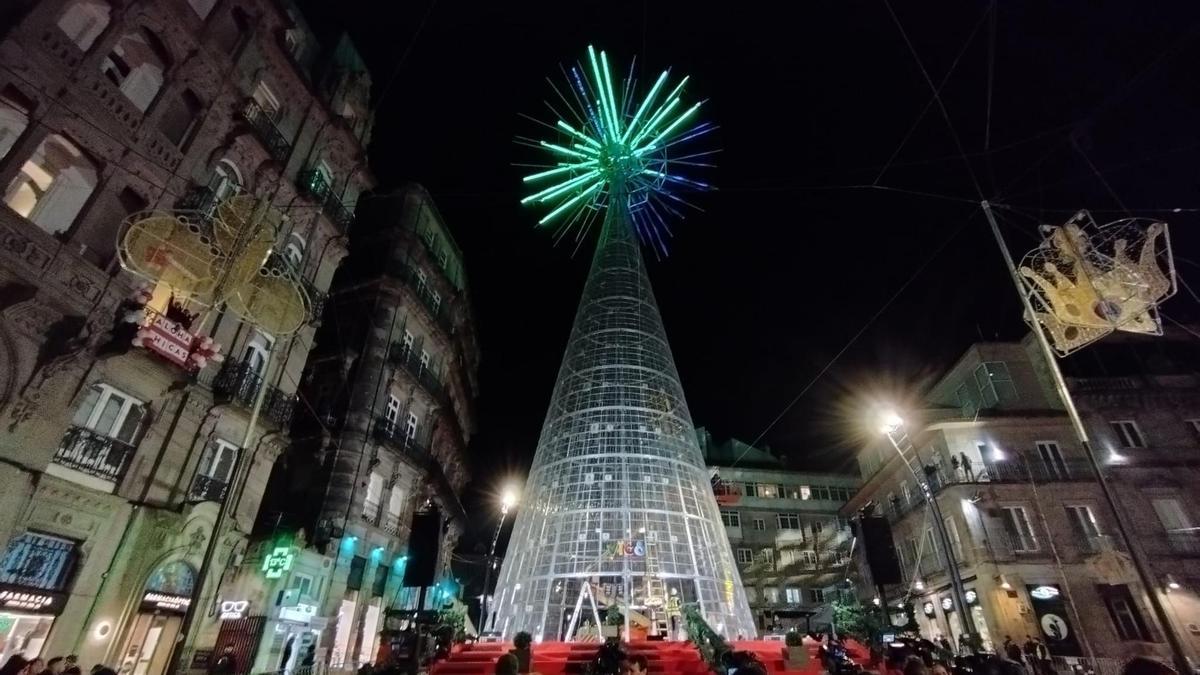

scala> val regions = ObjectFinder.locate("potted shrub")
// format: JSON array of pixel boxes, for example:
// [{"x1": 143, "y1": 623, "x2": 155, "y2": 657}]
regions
[{"x1": 784, "y1": 629, "x2": 808, "y2": 667}]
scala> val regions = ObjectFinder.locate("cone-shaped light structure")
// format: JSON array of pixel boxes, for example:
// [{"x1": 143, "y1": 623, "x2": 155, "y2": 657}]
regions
[{"x1": 491, "y1": 48, "x2": 754, "y2": 640}]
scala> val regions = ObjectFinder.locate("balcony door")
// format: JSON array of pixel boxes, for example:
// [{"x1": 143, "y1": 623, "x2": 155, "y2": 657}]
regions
[
  {"x1": 1036, "y1": 441, "x2": 1069, "y2": 479},
  {"x1": 72, "y1": 383, "x2": 145, "y2": 444},
  {"x1": 245, "y1": 331, "x2": 273, "y2": 378}
]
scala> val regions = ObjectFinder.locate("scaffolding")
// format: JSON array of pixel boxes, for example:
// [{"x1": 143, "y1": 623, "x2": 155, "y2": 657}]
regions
[{"x1": 488, "y1": 202, "x2": 756, "y2": 641}]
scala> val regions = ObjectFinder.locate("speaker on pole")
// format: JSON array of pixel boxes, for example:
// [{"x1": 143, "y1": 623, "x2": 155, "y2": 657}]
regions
[
  {"x1": 859, "y1": 515, "x2": 902, "y2": 586},
  {"x1": 403, "y1": 506, "x2": 442, "y2": 587}
]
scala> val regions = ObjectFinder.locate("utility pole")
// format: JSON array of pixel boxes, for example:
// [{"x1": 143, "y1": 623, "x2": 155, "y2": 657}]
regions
[{"x1": 981, "y1": 200, "x2": 1193, "y2": 675}]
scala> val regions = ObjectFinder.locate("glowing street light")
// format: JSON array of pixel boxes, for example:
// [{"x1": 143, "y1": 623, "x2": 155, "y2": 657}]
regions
[
  {"x1": 880, "y1": 410, "x2": 905, "y2": 435},
  {"x1": 481, "y1": 483, "x2": 521, "y2": 631}
]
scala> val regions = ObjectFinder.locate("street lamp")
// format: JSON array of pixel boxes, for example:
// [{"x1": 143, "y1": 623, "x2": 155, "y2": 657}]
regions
[
  {"x1": 480, "y1": 486, "x2": 519, "y2": 633},
  {"x1": 879, "y1": 410, "x2": 979, "y2": 649}
]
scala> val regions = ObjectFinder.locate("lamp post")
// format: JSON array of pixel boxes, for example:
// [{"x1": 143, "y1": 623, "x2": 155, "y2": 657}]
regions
[
  {"x1": 880, "y1": 411, "x2": 979, "y2": 649},
  {"x1": 479, "y1": 489, "x2": 517, "y2": 633}
]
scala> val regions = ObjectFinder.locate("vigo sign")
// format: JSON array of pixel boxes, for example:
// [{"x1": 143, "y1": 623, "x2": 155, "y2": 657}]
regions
[{"x1": 604, "y1": 540, "x2": 645, "y2": 558}]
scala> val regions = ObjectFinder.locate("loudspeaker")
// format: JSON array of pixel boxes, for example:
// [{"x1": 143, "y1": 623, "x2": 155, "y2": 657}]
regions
[
  {"x1": 859, "y1": 516, "x2": 902, "y2": 585},
  {"x1": 403, "y1": 507, "x2": 442, "y2": 587}
]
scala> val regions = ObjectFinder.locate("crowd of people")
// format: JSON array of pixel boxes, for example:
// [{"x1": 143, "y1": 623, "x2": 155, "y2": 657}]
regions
[{"x1": 0, "y1": 654, "x2": 117, "y2": 675}]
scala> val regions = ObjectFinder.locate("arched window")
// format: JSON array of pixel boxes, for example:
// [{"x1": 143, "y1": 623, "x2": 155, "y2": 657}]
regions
[
  {"x1": 57, "y1": 0, "x2": 111, "y2": 52},
  {"x1": 283, "y1": 233, "x2": 305, "y2": 269},
  {"x1": 208, "y1": 159, "x2": 242, "y2": 203},
  {"x1": 158, "y1": 88, "x2": 203, "y2": 148},
  {"x1": 3, "y1": 133, "x2": 98, "y2": 236},
  {"x1": 100, "y1": 28, "x2": 171, "y2": 112},
  {"x1": 0, "y1": 87, "x2": 32, "y2": 162},
  {"x1": 186, "y1": 0, "x2": 217, "y2": 20}
]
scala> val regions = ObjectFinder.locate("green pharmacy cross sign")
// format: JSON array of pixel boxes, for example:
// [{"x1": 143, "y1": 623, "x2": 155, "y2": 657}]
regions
[{"x1": 261, "y1": 546, "x2": 295, "y2": 579}]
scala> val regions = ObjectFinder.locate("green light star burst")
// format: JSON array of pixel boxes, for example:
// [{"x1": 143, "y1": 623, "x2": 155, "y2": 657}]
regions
[{"x1": 519, "y1": 46, "x2": 716, "y2": 255}]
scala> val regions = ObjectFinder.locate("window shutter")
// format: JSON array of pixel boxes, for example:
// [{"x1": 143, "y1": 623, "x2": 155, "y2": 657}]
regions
[{"x1": 114, "y1": 401, "x2": 146, "y2": 444}]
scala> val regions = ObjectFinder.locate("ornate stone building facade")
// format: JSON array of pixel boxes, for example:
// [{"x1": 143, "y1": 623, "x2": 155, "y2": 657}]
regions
[
  {"x1": 255, "y1": 184, "x2": 479, "y2": 672},
  {"x1": 0, "y1": 1, "x2": 373, "y2": 674}
]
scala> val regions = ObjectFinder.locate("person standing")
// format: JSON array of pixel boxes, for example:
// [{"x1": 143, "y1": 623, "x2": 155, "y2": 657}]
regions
[
  {"x1": 509, "y1": 632, "x2": 533, "y2": 675},
  {"x1": 1022, "y1": 636, "x2": 1038, "y2": 674},
  {"x1": 40, "y1": 658, "x2": 64, "y2": 675},
  {"x1": 1034, "y1": 639, "x2": 1053, "y2": 675},
  {"x1": 1003, "y1": 636, "x2": 1023, "y2": 663},
  {"x1": 211, "y1": 646, "x2": 237, "y2": 675}
]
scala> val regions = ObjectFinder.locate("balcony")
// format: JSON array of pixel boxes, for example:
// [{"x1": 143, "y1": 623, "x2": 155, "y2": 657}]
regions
[
  {"x1": 51, "y1": 426, "x2": 136, "y2": 488},
  {"x1": 188, "y1": 474, "x2": 229, "y2": 503},
  {"x1": 241, "y1": 100, "x2": 291, "y2": 164},
  {"x1": 203, "y1": 358, "x2": 296, "y2": 429},
  {"x1": 388, "y1": 346, "x2": 446, "y2": 402},
  {"x1": 887, "y1": 459, "x2": 1097, "y2": 522},
  {"x1": 372, "y1": 417, "x2": 466, "y2": 522},
  {"x1": 297, "y1": 169, "x2": 355, "y2": 233},
  {"x1": 176, "y1": 186, "x2": 218, "y2": 219},
  {"x1": 387, "y1": 259, "x2": 455, "y2": 336},
  {"x1": 1166, "y1": 532, "x2": 1200, "y2": 556}
]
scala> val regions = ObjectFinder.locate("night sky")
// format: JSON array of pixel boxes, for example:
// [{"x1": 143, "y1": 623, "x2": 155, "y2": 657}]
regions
[{"x1": 298, "y1": 1, "x2": 1200, "y2": 548}]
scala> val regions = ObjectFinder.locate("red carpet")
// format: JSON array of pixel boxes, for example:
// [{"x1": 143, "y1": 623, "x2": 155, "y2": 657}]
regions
[{"x1": 430, "y1": 638, "x2": 870, "y2": 675}]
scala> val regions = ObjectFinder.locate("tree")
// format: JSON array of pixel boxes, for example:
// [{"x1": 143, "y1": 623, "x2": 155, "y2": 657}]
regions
[{"x1": 831, "y1": 598, "x2": 885, "y2": 641}]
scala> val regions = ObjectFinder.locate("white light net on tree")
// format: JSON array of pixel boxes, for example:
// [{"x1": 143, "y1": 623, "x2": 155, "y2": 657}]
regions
[{"x1": 489, "y1": 206, "x2": 756, "y2": 641}]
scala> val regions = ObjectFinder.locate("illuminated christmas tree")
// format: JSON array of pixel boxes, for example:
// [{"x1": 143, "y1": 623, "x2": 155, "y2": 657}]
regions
[{"x1": 489, "y1": 46, "x2": 755, "y2": 640}]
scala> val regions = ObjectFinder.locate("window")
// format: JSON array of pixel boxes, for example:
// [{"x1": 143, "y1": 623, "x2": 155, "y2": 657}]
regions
[
  {"x1": 799, "y1": 485, "x2": 812, "y2": 500},
  {"x1": 811, "y1": 521, "x2": 823, "y2": 537},
  {"x1": 196, "y1": 439, "x2": 237, "y2": 483},
  {"x1": 1109, "y1": 420, "x2": 1145, "y2": 449},
  {"x1": 387, "y1": 485, "x2": 405, "y2": 521},
  {"x1": 419, "y1": 350, "x2": 431, "y2": 373},
  {"x1": 756, "y1": 483, "x2": 778, "y2": 499},
  {"x1": 431, "y1": 289, "x2": 442, "y2": 314},
  {"x1": 404, "y1": 412, "x2": 418, "y2": 441},
  {"x1": 244, "y1": 331, "x2": 273, "y2": 378},
  {"x1": 815, "y1": 486, "x2": 831, "y2": 501},
  {"x1": 777, "y1": 514, "x2": 801, "y2": 530},
  {"x1": 764, "y1": 587, "x2": 779, "y2": 603},
  {"x1": 384, "y1": 395, "x2": 401, "y2": 434},
  {"x1": 4, "y1": 133, "x2": 98, "y2": 235},
  {"x1": 899, "y1": 480, "x2": 911, "y2": 506},
  {"x1": 887, "y1": 492, "x2": 897, "y2": 515},
  {"x1": 744, "y1": 587, "x2": 757, "y2": 602},
  {"x1": 944, "y1": 516, "x2": 963, "y2": 560},
  {"x1": 1037, "y1": 441, "x2": 1069, "y2": 479},
  {"x1": 416, "y1": 269, "x2": 429, "y2": 296},
  {"x1": 975, "y1": 361, "x2": 1017, "y2": 407},
  {"x1": 785, "y1": 588, "x2": 801, "y2": 604},
  {"x1": 71, "y1": 383, "x2": 145, "y2": 443},
  {"x1": 957, "y1": 382, "x2": 978, "y2": 418},
  {"x1": 1188, "y1": 419, "x2": 1200, "y2": 442},
  {"x1": 1066, "y1": 505, "x2": 1101, "y2": 540},
  {"x1": 1001, "y1": 506, "x2": 1039, "y2": 552},
  {"x1": 209, "y1": 159, "x2": 242, "y2": 204},
  {"x1": 437, "y1": 249, "x2": 449, "y2": 270},
  {"x1": 57, "y1": 0, "x2": 111, "y2": 51},
  {"x1": 186, "y1": 0, "x2": 217, "y2": 19},
  {"x1": 1099, "y1": 584, "x2": 1151, "y2": 641},
  {"x1": 720, "y1": 510, "x2": 740, "y2": 528},
  {"x1": 118, "y1": 187, "x2": 147, "y2": 217},
  {"x1": 923, "y1": 528, "x2": 939, "y2": 566},
  {"x1": 284, "y1": 233, "x2": 305, "y2": 269},
  {"x1": 1151, "y1": 498, "x2": 1192, "y2": 533},
  {"x1": 0, "y1": 89, "x2": 31, "y2": 162},
  {"x1": 252, "y1": 81, "x2": 281, "y2": 121},
  {"x1": 101, "y1": 29, "x2": 170, "y2": 112},
  {"x1": 808, "y1": 588, "x2": 826, "y2": 603},
  {"x1": 290, "y1": 572, "x2": 313, "y2": 598},
  {"x1": 159, "y1": 89, "x2": 202, "y2": 147},
  {"x1": 752, "y1": 518, "x2": 766, "y2": 531},
  {"x1": 363, "y1": 473, "x2": 383, "y2": 520},
  {"x1": 758, "y1": 549, "x2": 774, "y2": 569},
  {"x1": 400, "y1": 330, "x2": 414, "y2": 359},
  {"x1": 799, "y1": 550, "x2": 818, "y2": 568},
  {"x1": 735, "y1": 548, "x2": 753, "y2": 564},
  {"x1": 0, "y1": 532, "x2": 77, "y2": 591}
]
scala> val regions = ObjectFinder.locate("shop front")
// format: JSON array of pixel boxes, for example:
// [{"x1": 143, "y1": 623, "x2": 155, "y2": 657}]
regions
[
  {"x1": 915, "y1": 583, "x2": 993, "y2": 652},
  {"x1": 116, "y1": 562, "x2": 196, "y2": 675},
  {"x1": 0, "y1": 584, "x2": 68, "y2": 664},
  {"x1": 263, "y1": 601, "x2": 325, "y2": 675}
]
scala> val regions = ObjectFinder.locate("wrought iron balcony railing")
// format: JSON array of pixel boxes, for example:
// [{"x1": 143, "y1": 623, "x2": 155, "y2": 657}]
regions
[
  {"x1": 387, "y1": 259, "x2": 455, "y2": 336},
  {"x1": 372, "y1": 417, "x2": 466, "y2": 522},
  {"x1": 54, "y1": 426, "x2": 136, "y2": 485},
  {"x1": 204, "y1": 358, "x2": 296, "y2": 429},
  {"x1": 388, "y1": 346, "x2": 446, "y2": 402},
  {"x1": 176, "y1": 185, "x2": 218, "y2": 217},
  {"x1": 887, "y1": 458, "x2": 1097, "y2": 522},
  {"x1": 188, "y1": 474, "x2": 229, "y2": 503},
  {"x1": 241, "y1": 100, "x2": 291, "y2": 164},
  {"x1": 1166, "y1": 531, "x2": 1200, "y2": 556},
  {"x1": 297, "y1": 169, "x2": 355, "y2": 233}
]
